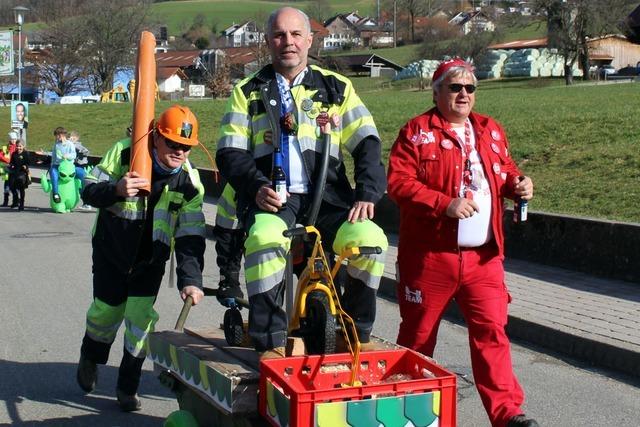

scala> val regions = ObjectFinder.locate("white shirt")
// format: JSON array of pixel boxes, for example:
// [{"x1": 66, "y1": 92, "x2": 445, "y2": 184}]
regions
[
  {"x1": 452, "y1": 122, "x2": 494, "y2": 247},
  {"x1": 276, "y1": 72, "x2": 310, "y2": 194}
]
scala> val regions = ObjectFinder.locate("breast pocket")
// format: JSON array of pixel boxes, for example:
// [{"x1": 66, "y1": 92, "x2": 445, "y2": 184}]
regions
[{"x1": 418, "y1": 145, "x2": 443, "y2": 188}]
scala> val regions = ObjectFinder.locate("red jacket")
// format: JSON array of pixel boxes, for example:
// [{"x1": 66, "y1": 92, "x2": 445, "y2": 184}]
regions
[{"x1": 387, "y1": 108, "x2": 522, "y2": 258}]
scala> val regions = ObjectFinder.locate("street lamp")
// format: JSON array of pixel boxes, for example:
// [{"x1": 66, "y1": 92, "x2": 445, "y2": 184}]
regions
[{"x1": 13, "y1": 6, "x2": 28, "y2": 102}]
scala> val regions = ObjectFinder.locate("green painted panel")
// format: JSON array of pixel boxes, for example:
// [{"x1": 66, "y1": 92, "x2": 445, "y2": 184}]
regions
[
  {"x1": 273, "y1": 385, "x2": 291, "y2": 427},
  {"x1": 347, "y1": 399, "x2": 379, "y2": 427},
  {"x1": 376, "y1": 396, "x2": 410, "y2": 427},
  {"x1": 405, "y1": 393, "x2": 437, "y2": 427}
]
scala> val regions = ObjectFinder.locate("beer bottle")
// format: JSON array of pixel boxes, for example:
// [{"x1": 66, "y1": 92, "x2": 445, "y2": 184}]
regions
[
  {"x1": 513, "y1": 176, "x2": 528, "y2": 223},
  {"x1": 272, "y1": 147, "x2": 287, "y2": 207}
]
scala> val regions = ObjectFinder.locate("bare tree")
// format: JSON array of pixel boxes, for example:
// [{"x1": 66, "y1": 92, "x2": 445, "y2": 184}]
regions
[
  {"x1": 33, "y1": 11, "x2": 88, "y2": 96},
  {"x1": 534, "y1": 0, "x2": 637, "y2": 85},
  {"x1": 206, "y1": 63, "x2": 232, "y2": 99},
  {"x1": 305, "y1": 0, "x2": 332, "y2": 24},
  {"x1": 78, "y1": 0, "x2": 152, "y2": 95}
]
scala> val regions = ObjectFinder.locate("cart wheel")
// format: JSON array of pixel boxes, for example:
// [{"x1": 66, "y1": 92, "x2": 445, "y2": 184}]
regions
[
  {"x1": 164, "y1": 409, "x2": 198, "y2": 427},
  {"x1": 302, "y1": 290, "x2": 336, "y2": 355},
  {"x1": 223, "y1": 307, "x2": 245, "y2": 346}
]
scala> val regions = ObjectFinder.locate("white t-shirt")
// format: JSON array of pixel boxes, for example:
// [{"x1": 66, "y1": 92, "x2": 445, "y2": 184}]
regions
[
  {"x1": 452, "y1": 123, "x2": 493, "y2": 247},
  {"x1": 276, "y1": 72, "x2": 310, "y2": 194}
]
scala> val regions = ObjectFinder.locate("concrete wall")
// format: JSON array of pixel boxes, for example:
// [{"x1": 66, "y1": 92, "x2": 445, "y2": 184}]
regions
[{"x1": 42, "y1": 156, "x2": 638, "y2": 285}]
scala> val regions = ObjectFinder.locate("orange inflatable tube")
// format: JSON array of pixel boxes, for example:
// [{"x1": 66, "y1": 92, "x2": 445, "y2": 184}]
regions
[{"x1": 130, "y1": 31, "x2": 156, "y2": 196}]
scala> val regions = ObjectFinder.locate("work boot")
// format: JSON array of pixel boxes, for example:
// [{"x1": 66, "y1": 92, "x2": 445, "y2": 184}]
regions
[
  {"x1": 216, "y1": 275, "x2": 244, "y2": 306},
  {"x1": 76, "y1": 355, "x2": 98, "y2": 393},
  {"x1": 506, "y1": 415, "x2": 540, "y2": 427},
  {"x1": 116, "y1": 388, "x2": 142, "y2": 412},
  {"x1": 259, "y1": 346, "x2": 286, "y2": 360},
  {"x1": 53, "y1": 193, "x2": 61, "y2": 203},
  {"x1": 2, "y1": 193, "x2": 8, "y2": 207}
]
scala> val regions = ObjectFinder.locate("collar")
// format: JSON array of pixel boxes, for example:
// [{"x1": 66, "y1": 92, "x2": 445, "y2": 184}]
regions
[
  {"x1": 429, "y1": 108, "x2": 489, "y2": 134},
  {"x1": 275, "y1": 68, "x2": 308, "y2": 89},
  {"x1": 152, "y1": 148, "x2": 182, "y2": 175}
]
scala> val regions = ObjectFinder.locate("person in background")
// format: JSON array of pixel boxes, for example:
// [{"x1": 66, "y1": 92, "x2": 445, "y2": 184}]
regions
[
  {"x1": 75, "y1": 105, "x2": 206, "y2": 412},
  {"x1": 70, "y1": 130, "x2": 91, "y2": 209},
  {"x1": 50, "y1": 127, "x2": 76, "y2": 203},
  {"x1": 0, "y1": 131, "x2": 18, "y2": 207},
  {"x1": 387, "y1": 59, "x2": 537, "y2": 427},
  {"x1": 216, "y1": 6, "x2": 388, "y2": 358},
  {"x1": 8, "y1": 139, "x2": 30, "y2": 211}
]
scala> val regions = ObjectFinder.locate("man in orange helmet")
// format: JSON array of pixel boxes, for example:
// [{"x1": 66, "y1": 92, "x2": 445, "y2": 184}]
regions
[{"x1": 75, "y1": 105, "x2": 206, "y2": 412}]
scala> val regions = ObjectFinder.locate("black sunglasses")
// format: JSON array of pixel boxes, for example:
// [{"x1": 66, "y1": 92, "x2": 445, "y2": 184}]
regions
[
  {"x1": 164, "y1": 138, "x2": 191, "y2": 152},
  {"x1": 448, "y1": 83, "x2": 477, "y2": 94}
]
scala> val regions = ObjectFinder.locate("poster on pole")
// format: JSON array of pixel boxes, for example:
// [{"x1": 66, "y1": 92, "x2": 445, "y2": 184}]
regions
[
  {"x1": 11, "y1": 101, "x2": 28, "y2": 129},
  {"x1": 0, "y1": 31, "x2": 14, "y2": 76}
]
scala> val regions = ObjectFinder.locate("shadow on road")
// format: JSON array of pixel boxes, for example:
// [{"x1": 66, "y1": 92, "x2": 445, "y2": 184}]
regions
[{"x1": 0, "y1": 359, "x2": 173, "y2": 426}]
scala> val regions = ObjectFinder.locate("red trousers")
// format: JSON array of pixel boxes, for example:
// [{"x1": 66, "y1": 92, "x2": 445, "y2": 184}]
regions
[{"x1": 396, "y1": 245, "x2": 524, "y2": 427}]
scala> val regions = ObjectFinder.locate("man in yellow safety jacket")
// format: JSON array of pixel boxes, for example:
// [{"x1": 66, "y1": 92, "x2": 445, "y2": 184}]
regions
[
  {"x1": 216, "y1": 7, "x2": 388, "y2": 357},
  {"x1": 76, "y1": 105, "x2": 206, "y2": 411}
]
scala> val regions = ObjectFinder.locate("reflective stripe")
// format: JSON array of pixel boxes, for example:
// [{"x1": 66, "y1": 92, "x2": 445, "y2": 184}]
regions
[
  {"x1": 88, "y1": 166, "x2": 115, "y2": 183},
  {"x1": 244, "y1": 246, "x2": 285, "y2": 270},
  {"x1": 175, "y1": 224, "x2": 206, "y2": 238},
  {"x1": 251, "y1": 115, "x2": 270, "y2": 134},
  {"x1": 218, "y1": 134, "x2": 250, "y2": 150},
  {"x1": 106, "y1": 203, "x2": 145, "y2": 220},
  {"x1": 216, "y1": 195, "x2": 236, "y2": 218},
  {"x1": 298, "y1": 135, "x2": 341, "y2": 159},
  {"x1": 178, "y1": 211, "x2": 205, "y2": 224},
  {"x1": 346, "y1": 252, "x2": 386, "y2": 290},
  {"x1": 246, "y1": 270, "x2": 284, "y2": 296},
  {"x1": 85, "y1": 298, "x2": 126, "y2": 344},
  {"x1": 152, "y1": 228, "x2": 171, "y2": 246},
  {"x1": 221, "y1": 111, "x2": 251, "y2": 128},
  {"x1": 215, "y1": 214, "x2": 239, "y2": 230},
  {"x1": 86, "y1": 318, "x2": 121, "y2": 337},
  {"x1": 342, "y1": 105, "x2": 372, "y2": 129},
  {"x1": 345, "y1": 124, "x2": 379, "y2": 153},
  {"x1": 244, "y1": 246, "x2": 288, "y2": 295},
  {"x1": 124, "y1": 319, "x2": 150, "y2": 358}
]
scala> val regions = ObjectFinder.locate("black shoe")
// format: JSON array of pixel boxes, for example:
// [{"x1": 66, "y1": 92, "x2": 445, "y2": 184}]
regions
[
  {"x1": 116, "y1": 388, "x2": 142, "y2": 412},
  {"x1": 53, "y1": 193, "x2": 61, "y2": 203},
  {"x1": 216, "y1": 279, "x2": 244, "y2": 306},
  {"x1": 10, "y1": 201, "x2": 18, "y2": 208},
  {"x1": 507, "y1": 415, "x2": 540, "y2": 427},
  {"x1": 76, "y1": 355, "x2": 98, "y2": 393}
]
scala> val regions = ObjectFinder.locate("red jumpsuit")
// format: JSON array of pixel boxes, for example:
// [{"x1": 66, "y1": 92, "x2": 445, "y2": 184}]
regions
[{"x1": 387, "y1": 108, "x2": 526, "y2": 427}]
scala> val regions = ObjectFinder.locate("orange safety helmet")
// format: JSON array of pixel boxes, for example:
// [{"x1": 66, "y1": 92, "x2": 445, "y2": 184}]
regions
[{"x1": 155, "y1": 105, "x2": 199, "y2": 146}]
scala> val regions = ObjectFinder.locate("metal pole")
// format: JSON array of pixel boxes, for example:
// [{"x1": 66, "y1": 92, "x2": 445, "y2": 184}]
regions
[
  {"x1": 18, "y1": 22, "x2": 22, "y2": 101},
  {"x1": 393, "y1": 0, "x2": 397, "y2": 48}
]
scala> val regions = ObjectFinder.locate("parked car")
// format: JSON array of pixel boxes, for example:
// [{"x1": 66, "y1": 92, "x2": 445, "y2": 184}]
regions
[
  {"x1": 616, "y1": 65, "x2": 639, "y2": 76},
  {"x1": 599, "y1": 65, "x2": 616, "y2": 78}
]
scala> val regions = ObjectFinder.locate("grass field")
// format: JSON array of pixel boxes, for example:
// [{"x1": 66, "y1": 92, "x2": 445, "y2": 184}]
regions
[
  {"x1": 150, "y1": 0, "x2": 376, "y2": 35},
  {"x1": 5, "y1": 78, "x2": 639, "y2": 223}
]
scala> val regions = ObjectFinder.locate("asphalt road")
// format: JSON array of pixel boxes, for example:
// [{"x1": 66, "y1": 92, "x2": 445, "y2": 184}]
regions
[{"x1": 0, "y1": 184, "x2": 638, "y2": 426}]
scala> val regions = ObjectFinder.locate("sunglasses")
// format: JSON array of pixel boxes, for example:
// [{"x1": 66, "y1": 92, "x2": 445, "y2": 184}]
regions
[
  {"x1": 448, "y1": 83, "x2": 477, "y2": 94},
  {"x1": 164, "y1": 138, "x2": 191, "y2": 152}
]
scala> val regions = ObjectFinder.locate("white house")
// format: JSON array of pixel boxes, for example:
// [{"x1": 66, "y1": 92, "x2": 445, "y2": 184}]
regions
[
  {"x1": 220, "y1": 21, "x2": 263, "y2": 47},
  {"x1": 157, "y1": 67, "x2": 186, "y2": 93}
]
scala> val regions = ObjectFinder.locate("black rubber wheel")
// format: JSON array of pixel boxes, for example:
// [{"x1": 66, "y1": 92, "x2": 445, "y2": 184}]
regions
[
  {"x1": 302, "y1": 290, "x2": 336, "y2": 355},
  {"x1": 223, "y1": 308, "x2": 244, "y2": 346}
]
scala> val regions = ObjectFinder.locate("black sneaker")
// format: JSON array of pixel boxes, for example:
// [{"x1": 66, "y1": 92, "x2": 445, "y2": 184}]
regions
[
  {"x1": 53, "y1": 193, "x2": 61, "y2": 203},
  {"x1": 116, "y1": 388, "x2": 142, "y2": 412},
  {"x1": 76, "y1": 355, "x2": 98, "y2": 393},
  {"x1": 216, "y1": 279, "x2": 244, "y2": 306},
  {"x1": 507, "y1": 415, "x2": 540, "y2": 427}
]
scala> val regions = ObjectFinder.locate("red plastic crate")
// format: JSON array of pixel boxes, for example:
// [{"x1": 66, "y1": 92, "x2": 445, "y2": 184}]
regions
[{"x1": 259, "y1": 349, "x2": 457, "y2": 427}]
